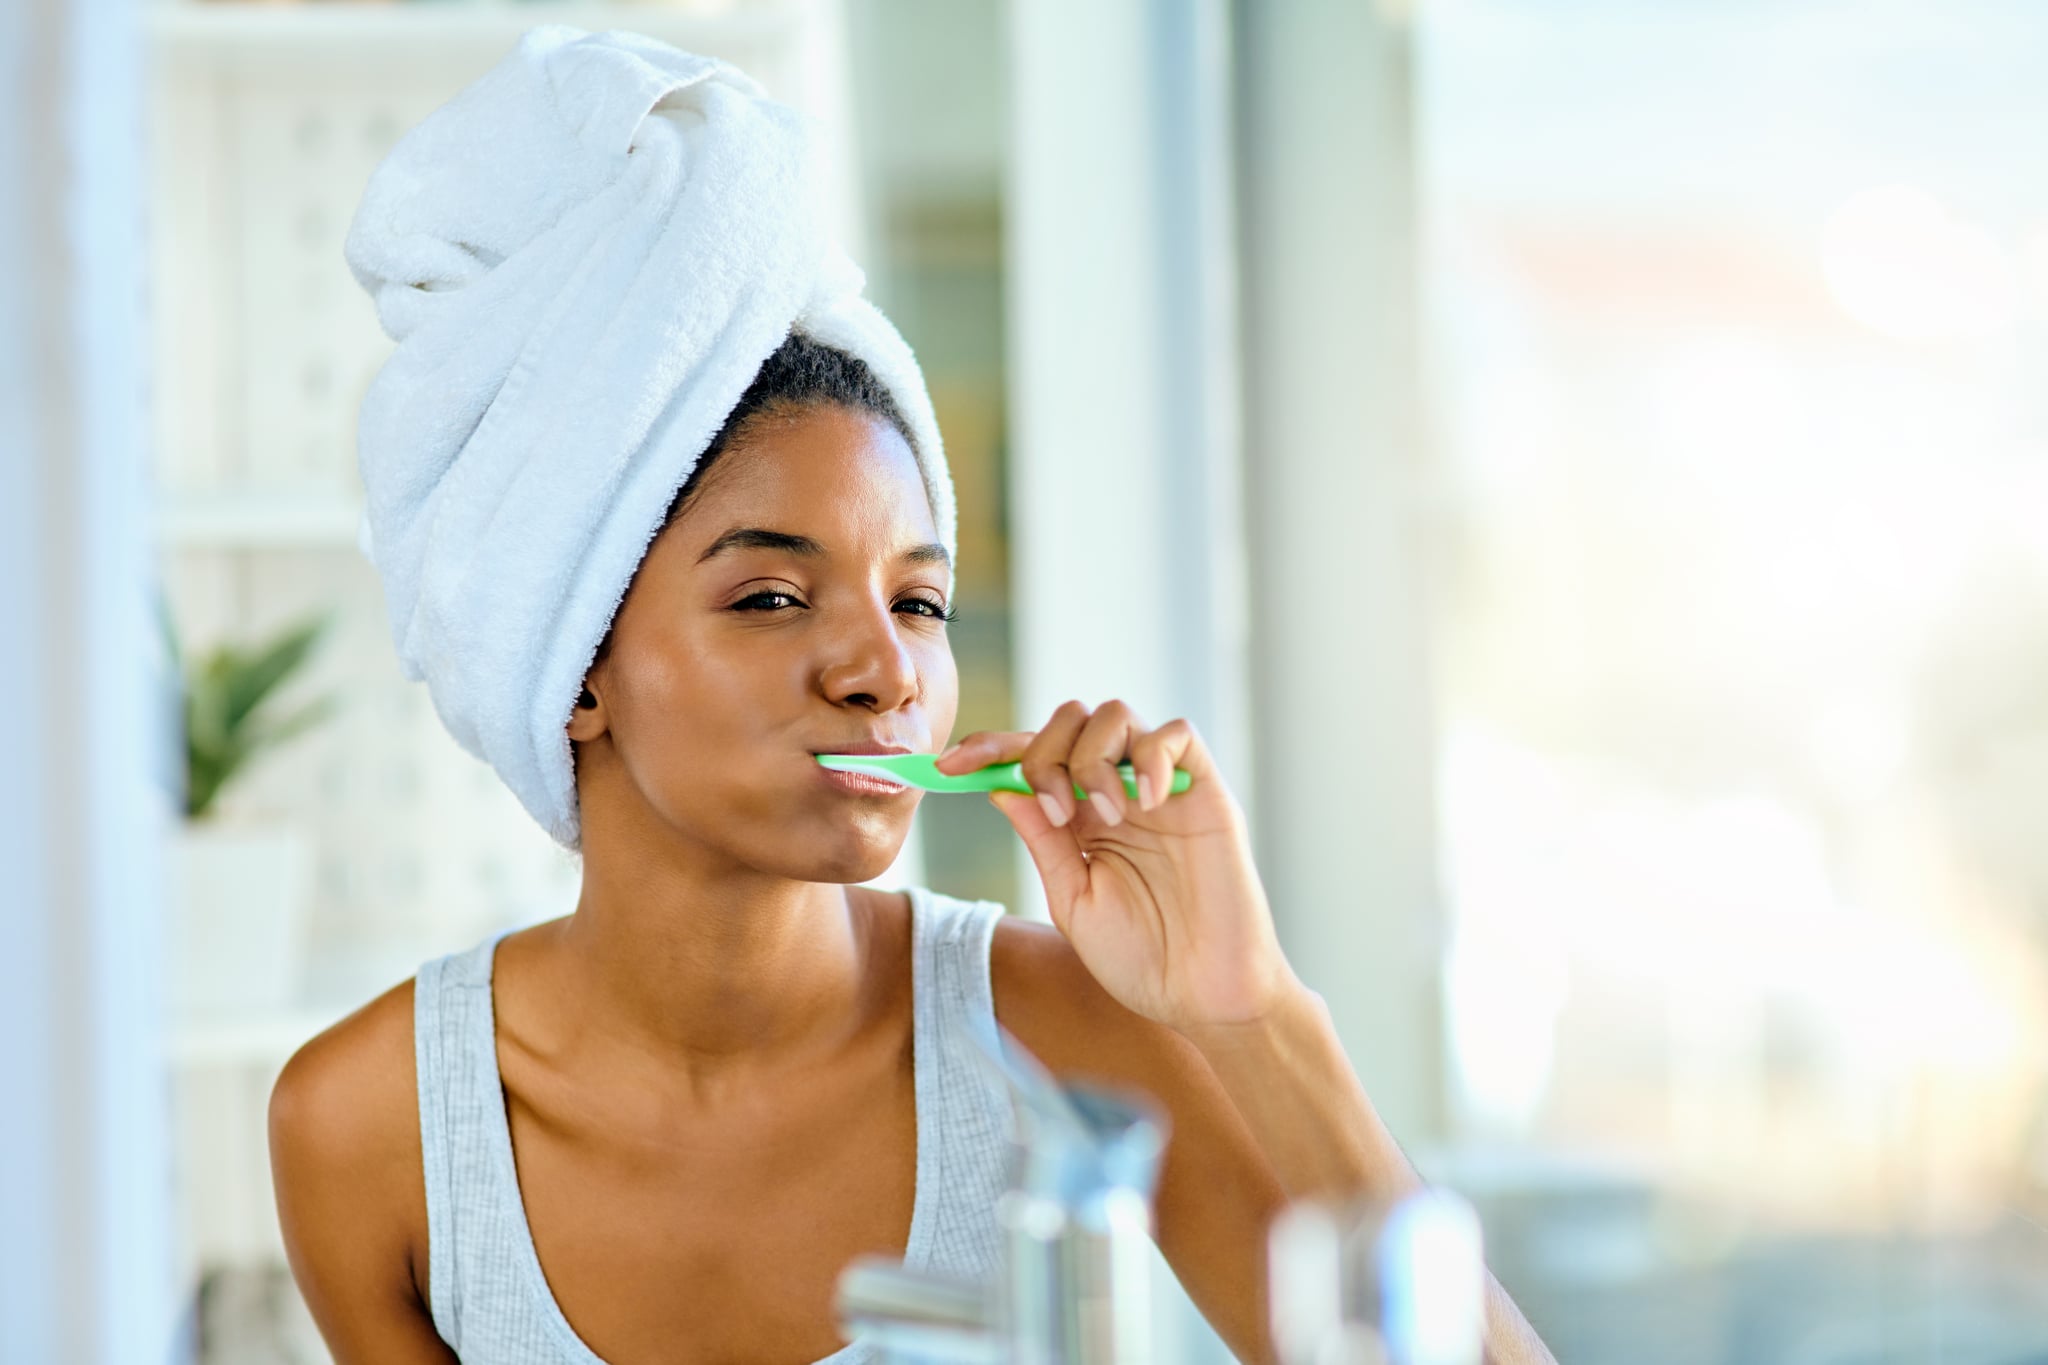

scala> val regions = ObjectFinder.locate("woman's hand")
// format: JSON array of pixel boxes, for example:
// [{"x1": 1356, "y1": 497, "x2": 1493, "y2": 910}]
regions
[{"x1": 937, "y1": 700, "x2": 1304, "y2": 1035}]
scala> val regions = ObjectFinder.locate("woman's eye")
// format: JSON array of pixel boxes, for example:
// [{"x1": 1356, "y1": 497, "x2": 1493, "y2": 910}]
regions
[
  {"x1": 900, "y1": 597, "x2": 958, "y2": 623},
  {"x1": 734, "y1": 591, "x2": 802, "y2": 611},
  {"x1": 733, "y1": 593, "x2": 954, "y2": 626}
]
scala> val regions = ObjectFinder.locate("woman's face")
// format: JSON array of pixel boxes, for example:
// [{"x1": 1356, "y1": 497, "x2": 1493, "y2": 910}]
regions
[{"x1": 573, "y1": 401, "x2": 958, "y2": 882}]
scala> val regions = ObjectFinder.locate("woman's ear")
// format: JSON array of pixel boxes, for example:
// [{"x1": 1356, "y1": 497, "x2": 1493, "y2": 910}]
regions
[{"x1": 567, "y1": 671, "x2": 606, "y2": 743}]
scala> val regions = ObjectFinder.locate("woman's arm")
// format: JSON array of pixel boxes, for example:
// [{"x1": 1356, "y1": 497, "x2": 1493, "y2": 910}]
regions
[
  {"x1": 268, "y1": 981, "x2": 458, "y2": 1365},
  {"x1": 1181, "y1": 986, "x2": 1560, "y2": 1365},
  {"x1": 946, "y1": 704, "x2": 1561, "y2": 1365},
  {"x1": 999, "y1": 917, "x2": 1554, "y2": 1365}
]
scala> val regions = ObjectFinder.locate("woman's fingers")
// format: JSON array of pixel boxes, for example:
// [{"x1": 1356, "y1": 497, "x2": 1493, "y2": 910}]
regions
[
  {"x1": 1128, "y1": 717, "x2": 1190, "y2": 813},
  {"x1": 934, "y1": 729, "x2": 1033, "y2": 773},
  {"x1": 1069, "y1": 699, "x2": 1145, "y2": 826},
  {"x1": 986, "y1": 787, "x2": 1092, "y2": 927},
  {"x1": 939, "y1": 701, "x2": 1213, "y2": 823},
  {"x1": 1020, "y1": 700, "x2": 1092, "y2": 827}
]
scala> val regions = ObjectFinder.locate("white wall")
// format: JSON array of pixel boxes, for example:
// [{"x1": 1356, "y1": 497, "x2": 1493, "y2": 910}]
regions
[
  {"x1": 1236, "y1": 0, "x2": 1451, "y2": 1146},
  {"x1": 1004, "y1": 1, "x2": 1453, "y2": 1348},
  {"x1": 1004, "y1": 1, "x2": 1250, "y2": 1357},
  {"x1": 0, "y1": 0, "x2": 178, "y2": 1360},
  {"x1": 1003, "y1": 0, "x2": 1254, "y2": 926}
]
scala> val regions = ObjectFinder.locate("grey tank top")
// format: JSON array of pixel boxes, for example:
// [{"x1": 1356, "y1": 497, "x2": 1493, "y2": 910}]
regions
[{"x1": 413, "y1": 885, "x2": 1018, "y2": 1363}]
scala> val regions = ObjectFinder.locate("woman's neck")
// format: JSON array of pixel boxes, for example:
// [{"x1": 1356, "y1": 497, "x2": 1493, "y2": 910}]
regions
[{"x1": 533, "y1": 853, "x2": 890, "y2": 1105}]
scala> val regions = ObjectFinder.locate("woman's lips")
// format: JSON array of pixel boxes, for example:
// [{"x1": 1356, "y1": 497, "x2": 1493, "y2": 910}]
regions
[
  {"x1": 816, "y1": 764, "x2": 912, "y2": 796},
  {"x1": 811, "y1": 740, "x2": 917, "y2": 796}
]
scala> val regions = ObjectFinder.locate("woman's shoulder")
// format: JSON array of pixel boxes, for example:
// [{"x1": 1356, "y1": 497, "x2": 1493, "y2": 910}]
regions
[
  {"x1": 269, "y1": 969, "x2": 454, "y2": 1351},
  {"x1": 268, "y1": 973, "x2": 431, "y2": 1297},
  {"x1": 270, "y1": 974, "x2": 421, "y2": 1165},
  {"x1": 987, "y1": 912, "x2": 1209, "y2": 1086},
  {"x1": 895, "y1": 886, "x2": 1203, "y2": 1083}
]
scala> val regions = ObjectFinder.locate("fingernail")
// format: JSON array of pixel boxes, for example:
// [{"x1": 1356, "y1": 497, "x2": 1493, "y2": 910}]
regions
[
  {"x1": 1089, "y1": 790, "x2": 1122, "y2": 826},
  {"x1": 1138, "y1": 774, "x2": 1156, "y2": 811},
  {"x1": 1037, "y1": 791, "x2": 1069, "y2": 827},
  {"x1": 938, "y1": 742, "x2": 962, "y2": 762}
]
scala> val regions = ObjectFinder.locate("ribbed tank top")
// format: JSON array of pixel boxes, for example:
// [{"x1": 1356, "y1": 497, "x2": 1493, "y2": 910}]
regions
[{"x1": 412, "y1": 885, "x2": 1018, "y2": 1363}]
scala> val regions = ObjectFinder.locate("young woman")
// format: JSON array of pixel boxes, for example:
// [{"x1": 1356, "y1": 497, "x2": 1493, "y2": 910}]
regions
[
  {"x1": 275, "y1": 27, "x2": 1555, "y2": 1365},
  {"x1": 270, "y1": 333, "x2": 1554, "y2": 1365}
]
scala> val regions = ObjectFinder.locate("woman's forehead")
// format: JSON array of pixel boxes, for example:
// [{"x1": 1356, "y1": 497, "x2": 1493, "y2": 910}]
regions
[{"x1": 680, "y1": 408, "x2": 936, "y2": 544}]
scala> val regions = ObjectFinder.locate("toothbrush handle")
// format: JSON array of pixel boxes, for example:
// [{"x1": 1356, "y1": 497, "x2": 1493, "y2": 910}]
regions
[{"x1": 990, "y1": 761, "x2": 1193, "y2": 802}]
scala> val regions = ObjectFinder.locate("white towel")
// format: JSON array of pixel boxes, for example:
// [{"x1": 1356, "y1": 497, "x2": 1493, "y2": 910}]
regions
[{"x1": 343, "y1": 25, "x2": 955, "y2": 854}]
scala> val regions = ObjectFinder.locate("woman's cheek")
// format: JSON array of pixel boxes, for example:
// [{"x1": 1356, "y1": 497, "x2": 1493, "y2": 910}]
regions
[{"x1": 920, "y1": 643, "x2": 962, "y2": 733}]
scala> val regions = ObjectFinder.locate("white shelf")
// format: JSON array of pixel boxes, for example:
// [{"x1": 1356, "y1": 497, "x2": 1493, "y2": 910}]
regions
[
  {"x1": 168, "y1": 1005, "x2": 350, "y2": 1068},
  {"x1": 146, "y1": 0, "x2": 804, "y2": 59},
  {"x1": 157, "y1": 489, "x2": 365, "y2": 547}
]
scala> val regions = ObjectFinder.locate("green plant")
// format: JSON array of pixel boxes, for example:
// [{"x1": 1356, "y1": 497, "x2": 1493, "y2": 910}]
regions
[{"x1": 158, "y1": 597, "x2": 342, "y2": 821}]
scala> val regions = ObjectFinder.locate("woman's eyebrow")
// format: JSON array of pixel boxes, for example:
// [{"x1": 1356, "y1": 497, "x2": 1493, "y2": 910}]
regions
[
  {"x1": 697, "y1": 527, "x2": 821, "y2": 563},
  {"x1": 696, "y1": 525, "x2": 950, "y2": 570}
]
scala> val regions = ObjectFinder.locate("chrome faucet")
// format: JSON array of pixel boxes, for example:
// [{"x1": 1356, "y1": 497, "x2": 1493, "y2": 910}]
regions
[
  {"x1": 835, "y1": 1012, "x2": 1169, "y2": 1364},
  {"x1": 834, "y1": 1010, "x2": 1487, "y2": 1365},
  {"x1": 1267, "y1": 1186, "x2": 1487, "y2": 1365}
]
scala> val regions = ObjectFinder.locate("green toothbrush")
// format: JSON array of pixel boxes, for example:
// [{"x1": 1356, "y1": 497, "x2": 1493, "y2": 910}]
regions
[{"x1": 815, "y1": 752, "x2": 1192, "y2": 802}]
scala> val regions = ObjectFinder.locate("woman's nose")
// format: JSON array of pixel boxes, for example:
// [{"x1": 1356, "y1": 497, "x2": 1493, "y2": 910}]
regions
[{"x1": 819, "y1": 600, "x2": 919, "y2": 710}]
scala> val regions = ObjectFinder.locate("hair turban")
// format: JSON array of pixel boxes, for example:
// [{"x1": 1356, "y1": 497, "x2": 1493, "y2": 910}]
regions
[{"x1": 342, "y1": 25, "x2": 955, "y2": 853}]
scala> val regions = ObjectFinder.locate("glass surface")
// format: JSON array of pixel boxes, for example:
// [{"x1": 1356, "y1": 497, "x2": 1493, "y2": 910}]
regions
[{"x1": 1418, "y1": 3, "x2": 2048, "y2": 1360}]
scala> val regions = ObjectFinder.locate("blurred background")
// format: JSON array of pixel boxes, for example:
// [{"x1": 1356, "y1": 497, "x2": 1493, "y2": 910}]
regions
[{"x1": 5, "y1": 0, "x2": 2048, "y2": 1361}]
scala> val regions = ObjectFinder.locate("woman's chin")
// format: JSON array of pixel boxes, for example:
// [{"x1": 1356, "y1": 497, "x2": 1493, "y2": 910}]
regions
[
  {"x1": 798, "y1": 822, "x2": 912, "y2": 884},
  {"x1": 675, "y1": 792, "x2": 913, "y2": 883}
]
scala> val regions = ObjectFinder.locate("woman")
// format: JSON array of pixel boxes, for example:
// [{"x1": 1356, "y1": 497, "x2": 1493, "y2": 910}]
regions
[{"x1": 272, "y1": 27, "x2": 1555, "y2": 1365}]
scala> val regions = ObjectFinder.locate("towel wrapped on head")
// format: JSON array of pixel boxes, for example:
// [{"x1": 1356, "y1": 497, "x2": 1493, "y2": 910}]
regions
[{"x1": 342, "y1": 25, "x2": 956, "y2": 853}]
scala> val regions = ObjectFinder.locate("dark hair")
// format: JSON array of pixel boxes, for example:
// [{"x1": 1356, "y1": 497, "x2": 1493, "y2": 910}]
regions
[{"x1": 587, "y1": 330, "x2": 915, "y2": 671}]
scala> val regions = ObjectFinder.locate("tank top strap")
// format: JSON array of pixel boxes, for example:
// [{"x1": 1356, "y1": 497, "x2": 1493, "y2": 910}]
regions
[
  {"x1": 908, "y1": 886, "x2": 1019, "y2": 1284},
  {"x1": 413, "y1": 928, "x2": 521, "y2": 1356}
]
